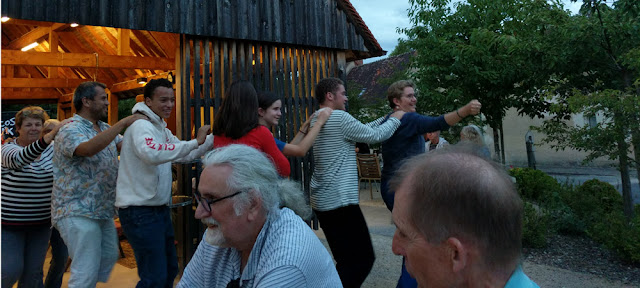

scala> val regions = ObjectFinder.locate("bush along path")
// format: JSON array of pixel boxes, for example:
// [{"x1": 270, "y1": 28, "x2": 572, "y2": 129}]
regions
[{"x1": 510, "y1": 168, "x2": 640, "y2": 285}]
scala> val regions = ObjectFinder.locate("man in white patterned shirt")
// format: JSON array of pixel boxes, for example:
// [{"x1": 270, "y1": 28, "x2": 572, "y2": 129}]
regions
[
  {"x1": 178, "y1": 144, "x2": 341, "y2": 288},
  {"x1": 309, "y1": 77, "x2": 405, "y2": 287}
]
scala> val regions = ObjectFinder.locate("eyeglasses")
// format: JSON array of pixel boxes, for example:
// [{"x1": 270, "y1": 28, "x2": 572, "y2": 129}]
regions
[{"x1": 193, "y1": 190, "x2": 244, "y2": 212}]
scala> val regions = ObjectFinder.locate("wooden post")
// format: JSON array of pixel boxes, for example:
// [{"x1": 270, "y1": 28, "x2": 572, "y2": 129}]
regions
[
  {"x1": 48, "y1": 29, "x2": 59, "y2": 78},
  {"x1": 117, "y1": 29, "x2": 130, "y2": 56},
  {"x1": 106, "y1": 88, "x2": 118, "y2": 125},
  {"x1": 57, "y1": 102, "x2": 64, "y2": 120},
  {"x1": 175, "y1": 36, "x2": 183, "y2": 139}
]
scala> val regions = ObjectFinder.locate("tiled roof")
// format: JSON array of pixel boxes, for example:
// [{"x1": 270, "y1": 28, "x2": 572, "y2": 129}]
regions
[
  {"x1": 338, "y1": 0, "x2": 386, "y2": 59},
  {"x1": 347, "y1": 52, "x2": 414, "y2": 103}
]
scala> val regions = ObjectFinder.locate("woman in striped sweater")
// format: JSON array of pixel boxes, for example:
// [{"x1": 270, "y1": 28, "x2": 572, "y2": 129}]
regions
[{"x1": 1, "y1": 106, "x2": 64, "y2": 288}]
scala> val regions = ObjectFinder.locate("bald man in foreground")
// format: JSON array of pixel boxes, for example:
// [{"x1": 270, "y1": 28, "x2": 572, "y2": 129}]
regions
[{"x1": 389, "y1": 145, "x2": 539, "y2": 288}]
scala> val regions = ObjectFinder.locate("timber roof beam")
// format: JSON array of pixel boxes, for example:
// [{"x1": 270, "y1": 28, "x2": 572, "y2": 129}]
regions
[{"x1": 2, "y1": 50, "x2": 175, "y2": 70}]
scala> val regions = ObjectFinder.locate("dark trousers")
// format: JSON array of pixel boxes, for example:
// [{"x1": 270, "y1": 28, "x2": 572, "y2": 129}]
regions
[
  {"x1": 44, "y1": 227, "x2": 68, "y2": 288},
  {"x1": 380, "y1": 178, "x2": 394, "y2": 212},
  {"x1": 118, "y1": 206, "x2": 178, "y2": 288},
  {"x1": 315, "y1": 205, "x2": 375, "y2": 288}
]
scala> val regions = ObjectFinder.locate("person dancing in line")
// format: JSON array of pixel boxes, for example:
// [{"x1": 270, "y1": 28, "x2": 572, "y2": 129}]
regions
[
  {"x1": 1, "y1": 107, "x2": 64, "y2": 287},
  {"x1": 460, "y1": 124, "x2": 491, "y2": 159},
  {"x1": 379, "y1": 80, "x2": 481, "y2": 287},
  {"x1": 257, "y1": 91, "x2": 333, "y2": 157},
  {"x1": 41, "y1": 119, "x2": 70, "y2": 288},
  {"x1": 212, "y1": 80, "x2": 290, "y2": 177}
]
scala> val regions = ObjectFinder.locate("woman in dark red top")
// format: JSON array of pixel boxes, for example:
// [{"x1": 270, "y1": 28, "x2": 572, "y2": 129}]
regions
[{"x1": 212, "y1": 80, "x2": 290, "y2": 177}]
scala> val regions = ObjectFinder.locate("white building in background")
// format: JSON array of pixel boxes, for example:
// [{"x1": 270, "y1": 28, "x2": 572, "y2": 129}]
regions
[{"x1": 484, "y1": 108, "x2": 615, "y2": 167}]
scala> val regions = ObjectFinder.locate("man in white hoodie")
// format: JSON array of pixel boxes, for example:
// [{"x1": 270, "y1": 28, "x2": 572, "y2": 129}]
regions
[{"x1": 115, "y1": 78, "x2": 213, "y2": 288}]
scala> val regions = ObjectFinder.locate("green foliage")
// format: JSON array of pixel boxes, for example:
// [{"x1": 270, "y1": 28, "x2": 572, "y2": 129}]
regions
[
  {"x1": 389, "y1": 39, "x2": 413, "y2": 57},
  {"x1": 522, "y1": 201, "x2": 549, "y2": 248},
  {"x1": 345, "y1": 82, "x2": 389, "y2": 125},
  {"x1": 535, "y1": 0, "x2": 640, "y2": 220},
  {"x1": 511, "y1": 169, "x2": 640, "y2": 262},
  {"x1": 118, "y1": 98, "x2": 137, "y2": 119},
  {"x1": 590, "y1": 210, "x2": 640, "y2": 263},
  {"x1": 509, "y1": 167, "x2": 561, "y2": 203},
  {"x1": 565, "y1": 179, "x2": 623, "y2": 224},
  {"x1": 402, "y1": 0, "x2": 567, "y2": 129}
]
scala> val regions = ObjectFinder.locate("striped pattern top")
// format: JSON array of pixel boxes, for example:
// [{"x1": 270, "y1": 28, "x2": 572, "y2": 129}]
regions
[
  {"x1": 310, "y1": 109, "x2": 400, "y2": 211},
  {"x1": 177, "y1": 208, "x2": 342, "y2": 287},
  {"x1": 1, "y1": 138, "x2": 54, "y2": 225}
]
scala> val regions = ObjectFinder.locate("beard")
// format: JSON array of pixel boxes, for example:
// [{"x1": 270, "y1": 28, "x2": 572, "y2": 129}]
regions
[
  {"x1": 201, "y1": 217, "x2": 229, "y2": 247},
  {"x1": 90, "y1": 104, "x2": 108, "y2": 120}
]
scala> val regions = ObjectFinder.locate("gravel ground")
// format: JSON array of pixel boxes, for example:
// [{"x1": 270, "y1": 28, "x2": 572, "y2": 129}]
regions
[{"x1": 524, "y1": 234, "x2": 640, "y2": 286}]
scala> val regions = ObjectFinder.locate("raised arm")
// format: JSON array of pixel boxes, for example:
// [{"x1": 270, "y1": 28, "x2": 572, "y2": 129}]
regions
[
  {"x1": 1, "y1": 139, "x2": 50, "y2": 170},
  {"x1": 342, "y1": 110, "x2": 404, "y2": 144},
  {"x1": 74, "y1": 114, "x2": 147, "y2": 157},
  {"x1": 129, "y1": 121, "x2": 205, "y2": 165},
  {"x1": 443, "y1": 99, "x2": 482, "y2": 126},
  {"x1": 283, "y1": 108, "x2": 333, "y2": 157},
  {"x1": 2, "y1": 119, "x2": 67, "y2": 169}
]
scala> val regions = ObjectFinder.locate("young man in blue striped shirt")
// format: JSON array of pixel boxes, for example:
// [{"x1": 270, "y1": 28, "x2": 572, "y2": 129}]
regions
[{"x1": 309, "y1": 77, "x2": 405, "y2": 287}]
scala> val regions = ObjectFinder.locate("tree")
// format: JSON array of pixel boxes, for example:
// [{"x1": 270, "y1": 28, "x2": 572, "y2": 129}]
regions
[
  {"x1": 388, "y1": 39, "x2": 412, "y2": 57},
  {"x1": 538, "y1": 0, "x2": 639, "y2": 220},
  {"x1": 400, "y1": 0, "x2": 571, "y2": 163}
]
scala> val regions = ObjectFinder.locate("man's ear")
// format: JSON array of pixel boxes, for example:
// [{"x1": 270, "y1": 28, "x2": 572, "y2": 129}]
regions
[
  {"x1": 325, "y1": 91, "x2": 334, "y2": 102},
  {"x1": 246, "y1": 190, "x2": 263, "y2": 222},
  {"x1": 82, "y1": 97, "x2": 91, "y2": 108},
  {"x1": 446, "y1": 237, "x2": 468, "y2": 273},
  {"x1": 144, "y1": 96, "x2": 152, "y2": 106},
  {"x1": 392, "y1": 97, "x2": 402, "y2": 108}
]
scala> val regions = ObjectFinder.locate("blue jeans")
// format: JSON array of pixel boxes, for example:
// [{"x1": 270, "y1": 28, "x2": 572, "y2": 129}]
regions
[
  {"x1": 44, "y1": 227, "x2": 68, "y2": 288},
  {"x1": 55, "y1": 216, "x2": 119, "y2": 288},
  {"x1": 118, "y1": 206, "x2": 178, "y2": 288},
  {"x1": 1, "y1": 224, "x2": 51, "y2": 288}
]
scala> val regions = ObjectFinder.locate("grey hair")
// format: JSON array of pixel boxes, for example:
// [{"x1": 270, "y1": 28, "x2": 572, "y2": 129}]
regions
[
  {"x1": 460, "y1": 124, "x2": 485, "y2": 146},
  {"x1": 201, "y1": 144, "x2": 311, "y2": 220}
]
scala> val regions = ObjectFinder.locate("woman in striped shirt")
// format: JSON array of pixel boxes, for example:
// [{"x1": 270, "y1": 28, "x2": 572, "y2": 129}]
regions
[{"x1": 1, "y1": 106, "x2": 63, "y2": 288}]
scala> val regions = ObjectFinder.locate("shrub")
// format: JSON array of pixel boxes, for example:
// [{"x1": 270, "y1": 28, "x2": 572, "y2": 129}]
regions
[
  {"x1": 509, "y1": 168, "x2": 561, "y2": 204},
  {"x1": 547, "y1": 200, "x2": 586, "y2": 235},
  {"x1": 565, "y1": 179, "x2": 623, "y2": 228},
  {"x1": 522, "y1": 201, "x2": 549, "y2": 248},
  {"x1": 590, "y1": 210, "x2": 640, "y2": 263}
]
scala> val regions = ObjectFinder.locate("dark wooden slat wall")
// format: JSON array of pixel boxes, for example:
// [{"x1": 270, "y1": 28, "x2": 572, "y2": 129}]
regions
[
  {"x1": 1, "y1": 0, "x2": 372, "y2": 54},
  {"x1": 176, "y1": 35, "x2": 340, "y2": 257}
]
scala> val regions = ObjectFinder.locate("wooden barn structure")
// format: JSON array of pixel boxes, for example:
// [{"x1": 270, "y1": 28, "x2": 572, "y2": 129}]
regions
[{"x1": 1, "y1": 0, "x2": 385, "y2": 265}]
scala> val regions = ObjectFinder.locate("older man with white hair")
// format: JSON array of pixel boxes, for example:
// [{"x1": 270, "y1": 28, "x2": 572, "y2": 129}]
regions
[{"x1": 178, "y1": 144, "x2": 342, "y2": 288}]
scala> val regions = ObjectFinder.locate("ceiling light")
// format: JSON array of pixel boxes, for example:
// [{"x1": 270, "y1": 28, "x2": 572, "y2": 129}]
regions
[
  {"x1": 1, "y1": 17, "x2": 10, "y2": 22},
  {"x1": 70, "y1": 23, "x2": 79, "y2": 27},
  {"x1": 137, "y1": 77, "x2": 148, "y2": 84},
  {"x1": 21, "y1": 42, "x2": 38, "y2": 51}
]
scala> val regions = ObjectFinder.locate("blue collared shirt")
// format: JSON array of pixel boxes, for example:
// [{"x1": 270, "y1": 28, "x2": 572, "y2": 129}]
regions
[
  {"x1": 178, "y1": 208, "x2": 342, "y2": 288},
  {"x1": 504, "y1": 265, "x2": 540, "y2": 288}
]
